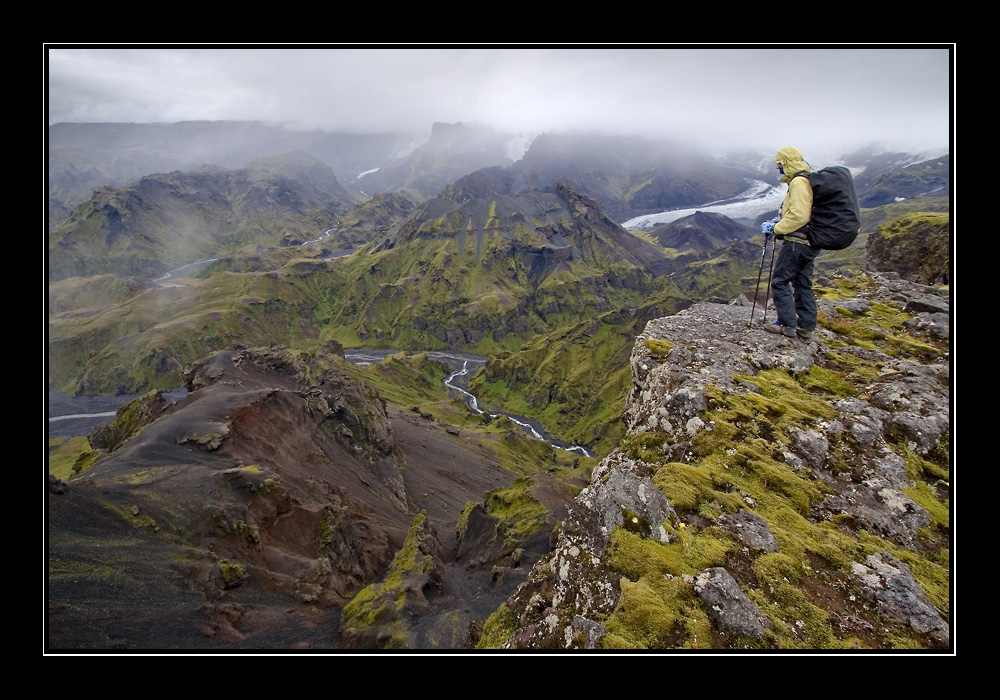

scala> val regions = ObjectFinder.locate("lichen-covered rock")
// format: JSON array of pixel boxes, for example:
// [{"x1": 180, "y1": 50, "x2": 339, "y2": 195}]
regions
[
  {"x1": 579, "y1": 467, "x2": 677, "y2": 547},
  {"x1": 788, "y1": 427, "x2": 830, "y2": 467},
  {"x1": 694, "y1": 567, "x2": 771, "y2": 639},
  {"x1": 904, "y1": 312, "x2": 949, "y2": 340},
  {"x1": 852, "y1": 552, "x2": 950, "y2": 648},
  {"x1": 500, "y1": 524, "x2": 622, "y2": 649},
  {"x1": 493, "y1": 451, "x2": 681, "y2": 649},
  {"x1": 571, "y1": 615, "x2": 608, "y2": 649},
  {"x1": 717, "y1": 509, "x2": 778, "y2": 552},
  {"x1": 816, "y1": 480, "x2": 929, "y2": 546}
]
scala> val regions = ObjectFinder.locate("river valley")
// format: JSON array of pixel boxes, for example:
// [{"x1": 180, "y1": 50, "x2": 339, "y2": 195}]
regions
[{"x1": 47, "y1": 349, "x2": 592, "y2": 456}]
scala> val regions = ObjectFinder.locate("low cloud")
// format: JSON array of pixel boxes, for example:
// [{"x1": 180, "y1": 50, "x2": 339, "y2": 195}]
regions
[{"x1": 46, "y1": 46, "x2": 953, "y2": 156}]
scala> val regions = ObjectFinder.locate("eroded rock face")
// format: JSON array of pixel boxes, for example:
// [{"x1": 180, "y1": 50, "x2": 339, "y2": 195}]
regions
[
  {"x1": 88, "y1": 390, "x2": 170, "y2": 452},
  {"x1": 339, "y1": 511, "x2": 445, "y2": 649},
  {"x1": 185, "y1": 346, "x2": 408, "y2": 513},
  {"x1": 866, "y1": 214, "x2": 950, "y2": 286},
  {"x1": 48, "y1": 345, "x2": 414, "y2": 648}
]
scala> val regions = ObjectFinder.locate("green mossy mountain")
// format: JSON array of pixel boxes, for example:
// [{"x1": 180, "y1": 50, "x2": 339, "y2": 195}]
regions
[
  {"x1": 48, "y1": 176, "x2": 679, "y2": 396},
  {"x1": 348, "y1": 174, "x2": 675, "y2": 348},
  {"x1": 46, "y1": 139, "x2": 949, "y2": 461},
  {"x1": 48, "y1": 150, "x2": 365, "y2": 282}
]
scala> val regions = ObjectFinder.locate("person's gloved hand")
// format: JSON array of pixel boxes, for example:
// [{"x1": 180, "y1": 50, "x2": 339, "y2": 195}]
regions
[{"x1": 761, "y1": 221, "x2": 775, "y2": 235}]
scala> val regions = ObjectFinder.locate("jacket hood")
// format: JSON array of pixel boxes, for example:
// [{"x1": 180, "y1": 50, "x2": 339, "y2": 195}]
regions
[{"x1": 775, "y1": 147, "x2": 811, "y2": 183}]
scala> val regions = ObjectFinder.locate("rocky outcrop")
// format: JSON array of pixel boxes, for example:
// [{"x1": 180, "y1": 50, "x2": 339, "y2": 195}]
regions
[
  {"x1": 866, "y1": 213, "x2": 950, "y2": 286},
  {"x1": 339, "y1": 511, "x2": 445, "y2": 649},
  {"x1": 88, "y1": 390, "x2": 170, "y2": 453},
  {"x1": 488, "y1": 270, "x2": 950, "y2": 650}
]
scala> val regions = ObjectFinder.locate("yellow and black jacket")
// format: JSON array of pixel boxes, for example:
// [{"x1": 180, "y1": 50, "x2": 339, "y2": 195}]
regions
[{"x1": 774, "y1": 146, "x2": 813, "y2": 242}]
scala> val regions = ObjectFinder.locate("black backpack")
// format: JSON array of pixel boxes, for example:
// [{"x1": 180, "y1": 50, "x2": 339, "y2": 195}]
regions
[{"x1": 794, "y1": 166, "x2": 861, "y2": 250}]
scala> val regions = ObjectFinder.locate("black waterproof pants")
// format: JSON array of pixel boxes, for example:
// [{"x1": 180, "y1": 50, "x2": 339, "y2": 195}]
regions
[{"x1": 771, "y1": 240, "x2": 820, "y2": 331}]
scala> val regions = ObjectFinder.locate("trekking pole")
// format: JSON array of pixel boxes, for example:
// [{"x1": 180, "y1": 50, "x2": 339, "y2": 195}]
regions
[
  {"x1": 748, "y1": 233, "x2": 771, "y2": 329},
  {"x1": 762, "y1": 236, "x2": 777, "y2": 325}
]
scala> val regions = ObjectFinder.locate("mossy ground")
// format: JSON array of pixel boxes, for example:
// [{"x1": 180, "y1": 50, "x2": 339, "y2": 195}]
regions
[
  {"x1": 481, "y1": 478, "x2": 549, "y2": 543},
  {"x1": 553, "y1": 273, "x2": 951, "y2": 651},
  {"x1": 48, "y1": 436, "x2": 94, "y2": 481}
]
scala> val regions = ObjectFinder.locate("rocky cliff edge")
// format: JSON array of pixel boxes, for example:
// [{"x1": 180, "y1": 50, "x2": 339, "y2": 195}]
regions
[{"x1": 481, "y1": 269, "x2": 951, "y2": 651}]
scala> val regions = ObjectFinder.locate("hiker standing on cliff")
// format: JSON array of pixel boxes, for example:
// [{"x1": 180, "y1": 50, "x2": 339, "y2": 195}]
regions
[{"x1": 760, "y1": 146, "x2": 819, "y2": 341}]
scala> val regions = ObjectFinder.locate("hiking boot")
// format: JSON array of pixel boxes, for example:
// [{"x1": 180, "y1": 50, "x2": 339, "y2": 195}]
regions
[
  {"x1": 797, "y1": 327, "x2": 814, "y2": 340},
  {"x1": 764, "y1": 322, "x2": 797, "y2": 338}
]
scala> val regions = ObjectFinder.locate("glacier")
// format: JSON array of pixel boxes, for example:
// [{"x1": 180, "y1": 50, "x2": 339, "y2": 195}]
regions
[{"x1": 622, "y1": 179, "x2": 786, "y2": 230}]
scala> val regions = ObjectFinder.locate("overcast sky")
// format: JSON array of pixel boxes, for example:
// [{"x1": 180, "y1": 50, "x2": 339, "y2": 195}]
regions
[{"x1": 45, "y1": 45, "x2": 953, "y2": 157}]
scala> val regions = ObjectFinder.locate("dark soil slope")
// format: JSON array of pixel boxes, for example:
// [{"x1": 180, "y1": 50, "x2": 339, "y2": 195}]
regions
[{"x1": 47, "y1": 345, "x2": 538, "y2": 651}]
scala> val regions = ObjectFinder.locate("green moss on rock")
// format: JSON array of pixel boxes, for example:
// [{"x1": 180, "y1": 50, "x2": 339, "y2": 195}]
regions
[{"x1": 644, "y1": 337, "x2": 674, "y2": 358}]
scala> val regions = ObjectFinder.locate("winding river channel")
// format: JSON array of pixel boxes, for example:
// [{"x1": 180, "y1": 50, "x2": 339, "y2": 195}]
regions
[
  {"x1": 47, "y1": 351, "x2": 592, "y2": 457},
  {"x1": 344, "y1": 350, "x2": 592, "y2": 457}
]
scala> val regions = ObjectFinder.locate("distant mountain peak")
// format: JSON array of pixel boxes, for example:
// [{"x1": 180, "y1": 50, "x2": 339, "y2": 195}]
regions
[{"x1": 648, "y1": 211, "x2": 755, "y2": 254}]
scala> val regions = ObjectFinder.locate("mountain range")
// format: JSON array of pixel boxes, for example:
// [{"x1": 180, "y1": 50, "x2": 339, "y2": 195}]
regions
[{"x1": 46, "y1": 120, "x2": 951, "y2": 652}]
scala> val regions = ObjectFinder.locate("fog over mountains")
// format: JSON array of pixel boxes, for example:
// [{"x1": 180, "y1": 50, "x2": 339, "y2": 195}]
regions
[{"x1": 46, "y1": 47, "x2": 951, "y2": 157}]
